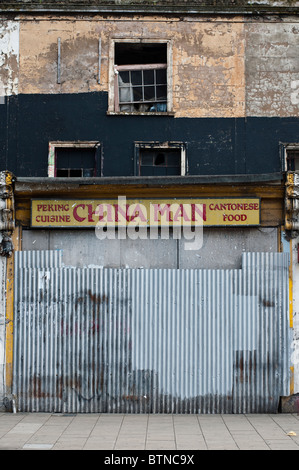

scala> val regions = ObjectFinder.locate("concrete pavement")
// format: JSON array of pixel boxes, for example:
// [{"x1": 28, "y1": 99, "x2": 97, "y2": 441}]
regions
[{"x1": 0, "y1": 412, "x2": 299, "y2": 450}]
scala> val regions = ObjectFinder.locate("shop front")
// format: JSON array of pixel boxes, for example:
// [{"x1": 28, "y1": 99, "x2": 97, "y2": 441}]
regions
[{"x1": 5, "y1": 174, "x2": 292, "y2": 413}]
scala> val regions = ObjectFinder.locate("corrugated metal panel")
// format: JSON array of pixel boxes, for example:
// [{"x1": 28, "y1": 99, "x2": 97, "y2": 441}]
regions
[
  {"x1": 234, "y1": 252, "x2": 290, "y2": 413},
  {"x1": 15, "y1": 249, "x2": 63, "y2": 269},
  {"x1": 12, "y1": 251, "x2": 290, "y2": 413}
]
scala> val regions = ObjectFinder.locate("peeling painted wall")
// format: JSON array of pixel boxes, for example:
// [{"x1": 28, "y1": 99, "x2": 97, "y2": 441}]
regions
[
  {"x1": 172, "y1": 20, "x2": 245, "y2": 118},
  {"x1": 17, "y1": 15, "x2": 246, "y2": 118},
  {"x1": 14, "y1": 14, "x2": 299, "y2": 118},
  {"x1": 246, "y1": 20, "x2": 299, "y2": 117},
  {"x1": 0, "y1": 21, "x2": 19, "y2": 97},
  {"x1": 0, "y1": 13, "x2": 299, "y2": 117},
  {"x1": 19, "y1": 19, "x2": 102, "y2": 95},
  {"x1": 0, "y1": 14, "x2": 299, "y2": 117},
  {"x1": 0, "y1": 13, "x2": 299, "y2": 177}
]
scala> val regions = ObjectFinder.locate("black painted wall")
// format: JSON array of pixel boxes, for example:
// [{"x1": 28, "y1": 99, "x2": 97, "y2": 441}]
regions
[{"x1": 1, "y1": 92, "x2": 298, "y2": 177}]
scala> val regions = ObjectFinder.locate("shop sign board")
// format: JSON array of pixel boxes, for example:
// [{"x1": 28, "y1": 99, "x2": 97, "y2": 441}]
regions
[{"x1": 31, "y1": 198, "x2": 260, "y2": 228}]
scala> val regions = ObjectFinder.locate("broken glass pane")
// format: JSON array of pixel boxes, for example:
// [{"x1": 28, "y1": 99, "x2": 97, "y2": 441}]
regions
[
  {"x1": 156, "y1": 85, "x2": 167, "y2": 100},
  {"x1": 156, "y1": 68, "x2": 166, "y2": 84},
  {"x1": 144, "y1": 86, "x2": 155, "y2": 101},
  {"x1": 119, "y1": 71, "x2": 130, "y2": 84},
  {"x1": 133, "y1": 87, "x2": 143, "y2": 101},
  {"x1": 144, "y1": 69, "x2": 154, "y2": 85},
  {"x1": 131, "y1": 70, "x2": 142, "y2": 85}
]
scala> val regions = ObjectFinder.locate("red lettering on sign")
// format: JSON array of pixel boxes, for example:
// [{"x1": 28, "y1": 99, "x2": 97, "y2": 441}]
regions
[
  {"x1": 191, "y1": 204, "x2": 206, "y2": 222},
  {"x1": 87, "y1": 204, "x2": 97, "y2": 222},
  {"x1": 73, "y1": 204, "x2": 86, "y2": 222},
  {"x1": 173, "y1": 204, "x2": 191, "y2": 222},
  {"x1": 153, "y1": 204, "x2": 173, "y2": 222},
  {"x1": 114, "y1": 204, "x2": 131, "y2": 222}
]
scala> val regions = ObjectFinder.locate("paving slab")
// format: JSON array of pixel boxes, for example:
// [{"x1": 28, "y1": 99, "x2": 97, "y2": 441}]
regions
[{"x1": 0, "y1": 412, "x2": 298, "y2": 450}]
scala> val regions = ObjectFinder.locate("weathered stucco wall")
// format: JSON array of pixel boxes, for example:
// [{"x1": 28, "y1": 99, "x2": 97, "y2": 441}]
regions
[
  {"x1": 18, "y1": 15, "x2": 246, "y2": 118},
  {"x1": 14, "y1": 14, "x2": 299, "y2": 118},
  {"x1": 0, "y1": 21, "x2": 19, "y2": 97},
  {"x1": 246, "y1": 20, "x2": 299, "y2": 117},
  {"x1": 19, "y1": 17, "x2": 107, "y2": 95},
  {"x1": 172, "y1": 19, "x2": 245, "y2": 118}
]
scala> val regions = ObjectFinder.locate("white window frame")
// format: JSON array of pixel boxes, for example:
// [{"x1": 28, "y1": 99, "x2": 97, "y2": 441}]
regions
[
  {"x1": 281, "y1": 143, "x2": 299, "y2": 172},
  {"x1": 108, "y1": 38, "x2": 173, "y2": 115}
]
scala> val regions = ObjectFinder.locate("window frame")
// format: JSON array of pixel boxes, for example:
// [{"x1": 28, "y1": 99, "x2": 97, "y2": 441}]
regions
[
  {"x1": 48, "y1": 141, "x2": 102, "y2": 178},
  {"x1": 134, "y1": 141, "x2": 186, "y2": 177},
  {"x1": 108, "y1": 38, "x2": 173, "y2": 115},
  {"x1": 115, "y1": 63, "x2": 167, "y2": 113},
  {"x1": 281, "y1": 143, "x2": 299, "y2": 172}
]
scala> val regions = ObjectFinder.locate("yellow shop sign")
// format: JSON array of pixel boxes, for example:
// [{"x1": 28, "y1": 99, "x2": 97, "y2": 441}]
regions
[{"x1": 31, "y1": 198, "x2": 260, "y2": 228}]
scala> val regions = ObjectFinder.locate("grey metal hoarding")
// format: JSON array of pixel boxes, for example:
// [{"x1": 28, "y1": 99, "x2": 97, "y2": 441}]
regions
[{"x1": 12, "y1": 251, "x2": 290, "y2": 413}]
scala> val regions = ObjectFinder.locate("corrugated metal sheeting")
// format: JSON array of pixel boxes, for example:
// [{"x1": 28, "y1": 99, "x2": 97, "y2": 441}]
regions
[{"x1": 12, "y1": 251, "x2": 291, "y2": 413}]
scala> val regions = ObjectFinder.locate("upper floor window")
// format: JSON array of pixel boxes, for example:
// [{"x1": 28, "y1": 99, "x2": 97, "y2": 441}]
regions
[
  {"x1": 286, "y1": 148, "x2": 299, "y2": 171},
  {"x1": 135, "y1": 142, "x2": 186, "y2": 176},
  {"x1": 109, "y1": 41, "x2": 172, "y2": 114},
  {"x1": 56, "y1": 147, "x2": 95, "y2": 177},
  {"x1": 48, "y1": 142, "x2": 102, "y2": 177}
]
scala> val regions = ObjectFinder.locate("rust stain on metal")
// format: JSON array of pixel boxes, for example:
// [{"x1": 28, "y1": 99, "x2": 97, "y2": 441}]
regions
[
  {"x1": 262, "y1": 298, "x2": 275, "y2": 307},
  {"x1": 87, "y1": 289, "x2": 108, "y2": 305},
  {"x1": 239, "y1": 353, "x2": 244, "y2": 384},
  {"x1": 235, "y1": 350, "x2": 257, "y2": 385},
  {"x1": 56, "y1": 375, "x2": 82, "y2": 400},
  {"x1": 31, "y1": 376, "x2": 50, "y2": 398}
]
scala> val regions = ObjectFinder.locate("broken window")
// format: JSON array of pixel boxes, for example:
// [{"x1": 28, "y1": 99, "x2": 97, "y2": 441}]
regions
[
  {"x1": 48, "y1": 142, "x2": 101, "y2": 177},
  {"x1": 286, "y1": 149, "x2": 299, "y2": 171},
  {"x1": 135, "y1": 143, "x2": 186, "y2": 176},
  {"x1": 114, "y1": 42, "x2": 168, "y2": 113}
]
